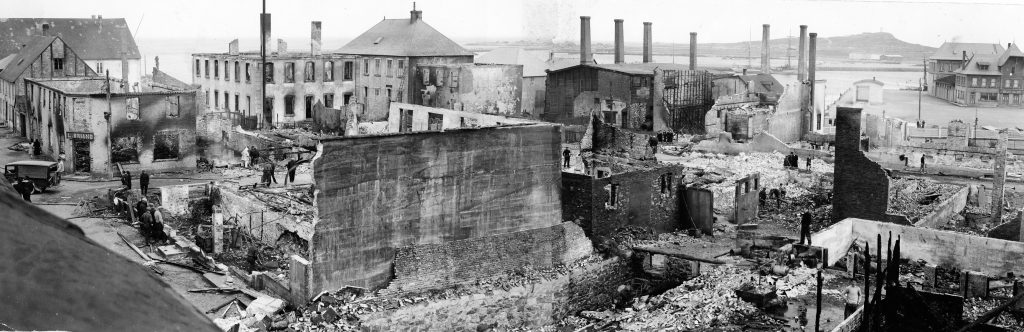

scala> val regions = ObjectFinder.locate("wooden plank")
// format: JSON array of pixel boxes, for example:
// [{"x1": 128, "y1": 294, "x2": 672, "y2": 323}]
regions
[{"x1": 117, "y1": 232, "x2": 149, "y2": 261}]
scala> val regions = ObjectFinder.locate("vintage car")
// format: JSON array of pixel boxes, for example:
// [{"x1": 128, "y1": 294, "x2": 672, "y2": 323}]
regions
[{"x1": 4, "y1": 160, "x2": 60, "y2": 192}]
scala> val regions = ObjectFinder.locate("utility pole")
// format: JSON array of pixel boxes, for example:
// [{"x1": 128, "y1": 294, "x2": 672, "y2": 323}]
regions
[
  {"x1": 918, "y1": 58, "x2": 925, "y2": 127},
  {"x1": 105, "y1": 70, "x2": 114, "y2": 179},
  {"x1": 260, "y1": 0, "x2": 267, "y2": 130}
]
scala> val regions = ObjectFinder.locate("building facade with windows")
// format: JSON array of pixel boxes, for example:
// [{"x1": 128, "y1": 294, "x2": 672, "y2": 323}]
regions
[
  {"x1": 24, "y1": 76, "x2": 199, "y2": 176},
  {"x1": 0, "y1": 35, "x2": 97, "y2": 139},
  {"x1": 336, "y1": 8, "x2": 474, "y2": 122},
  {"x1": 930, "y1": 43, "x2": 1024, "y2": 107}
]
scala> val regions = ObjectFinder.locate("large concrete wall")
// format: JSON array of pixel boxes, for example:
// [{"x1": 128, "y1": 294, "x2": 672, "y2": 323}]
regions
[
  {"x1": 385, "y1": 102, "x2": 537, "y2": 133},
  {"x1": 833, "y1": 107, "x2": 890, "y2": 222},
  {"x1": 387, "y1": 223, "x2": 592, "y2": 293},
  {"x1": 312, "y1": 124, "x2": 564, "y2": 292}
]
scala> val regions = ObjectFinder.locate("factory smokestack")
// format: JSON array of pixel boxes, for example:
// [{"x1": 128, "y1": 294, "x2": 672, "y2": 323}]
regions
[
  {"x1": 311, "y1": 21, "x2": 322, "y2": 56},
  {"x1": 580, "y1": 16, "x2": 592, "y2": 65},
  {"x1": 614, "y1": 19, "x2": 624, "y2": 64},
  {"x1": 643, "y1": 22, "x2": 652, "y2": 63},
  {"x1": 261, "y1": 13, "x2": 272, "y2": 56},
  {"x1": 798, "y1": 25, "x2": 807, "y2": 81},
  {"x1": 808, "y1": 32, "x2": 818, "y2": 134},
  {"x1": 689, "y1": 32, "x2": 697, "y2": 70},
  {"x1": 761, "y1": 24, "x2": 771, "y2": 74}
]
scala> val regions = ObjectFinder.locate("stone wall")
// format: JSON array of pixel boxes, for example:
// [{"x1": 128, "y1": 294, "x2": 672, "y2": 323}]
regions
[
  {"x1": 586, "y1": 165, "x2": 692, "y2": 237},
  {"x1": 387, "y1": 223, "x2": 593, "y2": 293},
  {"x1": 216, "y1": 187, "x2": 313, "y2": 244},
  {"x1": 912, "y1": 186, "x2": 969, "y2": 228},
  {"x1": 590, "y1": 116, "x2": 655, "y2": 160},
  {"x1": 311, "y1": 125, "x2": 564, "y2": 292},
  {"x1": 359, "y1": 258, "x2": 634, "y2": 331}
]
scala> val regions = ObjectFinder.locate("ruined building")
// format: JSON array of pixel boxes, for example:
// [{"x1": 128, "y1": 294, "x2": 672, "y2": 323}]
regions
[
  {"x1": 25, "y1": 76, "x2": 199, "y2": 176},
  {"x1": 415, "y1": 63, "x2": 523, "y2": 117},
  {"x1": 192, "y1": 21, "x2": 358, "y2": 128},
  {"x1": 0, "y1": 17, "x2": 143, "y2": 85},
  {"x1": 0, "y1": 36, "x2": 98, "y2": 139}
]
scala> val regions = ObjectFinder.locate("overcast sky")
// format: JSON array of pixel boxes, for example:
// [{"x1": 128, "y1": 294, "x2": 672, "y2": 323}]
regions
[{"x1": 7, "y1": 0, "x2": 1024, "y2": 47}]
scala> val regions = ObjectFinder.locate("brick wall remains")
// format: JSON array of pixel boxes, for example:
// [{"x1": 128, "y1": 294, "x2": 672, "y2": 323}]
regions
[
  {"x1": 386, "y1": 223, "x2": 593, "y2": 293},
  {"x1": 833, "y1": 107, "x2": 891, "y2": 222},
  {"x1": 590, "y1": 116, "x2": 655, "y2": 160},
  {"x1": 586, "y1": 165, "x2": 692, "y2": 237},
  {"x1": 312, "y1": 125, "x2": 564, "y2": 292}
]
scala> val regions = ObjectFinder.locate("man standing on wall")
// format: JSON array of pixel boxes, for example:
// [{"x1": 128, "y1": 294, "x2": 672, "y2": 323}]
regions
[
  {"x1": 139, "y1": 171, "x2": 150, "y2": 195},
  {"x1": 562, "y1": 148, "x2": 571, "y2": 168}
]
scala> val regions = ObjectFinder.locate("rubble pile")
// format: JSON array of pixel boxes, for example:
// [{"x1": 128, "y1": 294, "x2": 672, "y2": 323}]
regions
[
  {"x1": 756, "y1": 189, "x2": 834, "y2": 232},
  {"x1": 887, "y1": 177, "x2": 963, "y2": 221},
  {"x1": 963, "y1": 297, "x2": 1024, "y2": 329}
]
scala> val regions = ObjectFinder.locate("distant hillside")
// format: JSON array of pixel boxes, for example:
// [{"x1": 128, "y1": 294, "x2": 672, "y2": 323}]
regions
[{"x1": 468, "y1": 32, "x2": 937, "y2": 61}]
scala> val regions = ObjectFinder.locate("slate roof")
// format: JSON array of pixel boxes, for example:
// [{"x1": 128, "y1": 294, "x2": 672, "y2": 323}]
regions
[
  {"x1": 151, "y1": 67, "x2": 189, "y2": 89},
  {"x1": 0, "y1": 180, "x2": 220, "y2": 331},
  {"x1": 337, "y1": 17, "x2": 472, "y2": 57},
  {"x1": 550, "y1": 62, "x2": 725, "y2": 76},
  {"x1": 741, "y1": 74, "x2": 785, "y2": 95},
  {"x1": 956, "y1": 54, "x2": 1003, "y2": 76},
  {"x1": 929, "y1": 42, "x2": 1004, "y2": 61},
  {"x1": 0, "y1": 18, "x2": 140, "y2": 60},
  {"x1": 0, "y1": 35, "x2": 57, "y2": 82},
  {"x1": 475, "y1": 47, "x2": 548, "y2": 77},
  {"x1": 998, "y1": 43, "x2": 1024, "y2": 66}
]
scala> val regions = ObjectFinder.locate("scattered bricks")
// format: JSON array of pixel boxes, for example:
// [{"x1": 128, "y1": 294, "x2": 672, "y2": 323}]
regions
[
  {"x1": 319, "y1": 294, "x2": 339, "y2": 306},
  {"x1": 309, "y1": 313, "x2": 324, "y2": 325},
  {"x1": 1015, "y1": 281, "x2": 1024, "y2": 311},
  {"x1": 321, "y1": 307, "x2": 340, "y2": 323},
  {"x1": 960, "y1": 271, "x2": 990, "y2": 298},
  {"x1": 923, "y1": 264, "x2": 938, "y2": 289}
]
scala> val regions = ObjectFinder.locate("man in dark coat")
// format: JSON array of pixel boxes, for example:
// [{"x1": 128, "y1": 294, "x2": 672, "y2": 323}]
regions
[
  {"x1": 135, "y1": 198, "x2": 149, "y2": 222},
  {"x1": 139, "y1": 171, "x2": 150, "y2": 194},
  {"x1": 122, "y1": 171, "x2": 132, "y2": 189},
  {"x1": 15, "y1": 178, "x2": 34, "y2": 202},
  {"x1": 139, "y1": 208, "x2": 155, "y2": 245},
  {"x1": 250, "y1": 146, "x2": 260, "y2": 166},
  {"x1": 285, "y1": 159, "x2": 298, "y2": 185},
  {"x1": 562, "y1": 148, "x2": 571, "y2": 168},
  {"x1": 800, "y1": 212, "x2": 813, "y2": 245},
  {"x1": 31, "y1": 139, "x2": 41, "y2": 157}
]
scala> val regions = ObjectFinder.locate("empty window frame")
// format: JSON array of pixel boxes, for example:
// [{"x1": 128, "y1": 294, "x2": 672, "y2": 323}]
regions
[
  {"x1": 166, "y1": 95, "x2": 180, "y2": 117},
  {"x1": 324, "y1": 93, "x2": 334, "y2": 108},
  {"x1": 284, "y1": 62, "x2": 295, "y2": 83},
  {"x1": 214, "y1": 60, "x2": 219, "y2": 78},
  {"x1": 224, "y1": 60, "x2": 230, "y2": 81},
  {"x1": 224, "y1": 91, "x2": 230, "y2": 110},
  {"x1": 245, "y1": 63, "x2": 251, "y2": 82},
  {"x1": 195, "y1": 59, "x2": 201, "y2": 77},
  {"x1": 214, "y1": 90, "x2": 220, "y2": 109},
  {"x1": 304, "y1": 61, "x2": 315, "y2": 82},
  {"x1": 234, "y1": 61, "x2": 240, "y2": 82},
  {"x1": 660, "y1": 173, "x2": 673, "y2": 194},
  {"x1": 606, "y1": 184, "x2": 619, "y2": 207},
  {"x1": 126, "y1": 97, "x2": 140, "y2": 120},
  {"x1": 363, "y1": 59, "x2": 369, "y2": 76},
  {"x1": 284, "y1": 95, "x2": 295, "y2": 115},
  {"x1": 386, "y1": 59, "x2": 393, "y2": 77},
  {"x1": 264, "y1": 63, "x2": 274, "y2": 83},
  {"x1": 324, "y1": 61, "x2": 334, "y2": 81},
  {"x1": 375, "y1": 58, "x2": 381, "y2": 76},
  {"x1": 234, "y1": 94, "x2": 240, "y2": 112},
  {"x1": 427, "y1": 112, "x2": 444, "y2": 131},
  {"x1": 111, "y1": 134, "x2": 142, "y2": 163},
  {"x1": 153, "y1": 131, "x2": 180, "y2": 160},
  {"x1": 343, "y1": 61, "x2": 353, "y2": 80},
  {"x1": 304, "y1": 95, "x2": 314, "y2": 118},
  {"x1": 397, "y1": 60, "x2": 405, "y2": 77}
]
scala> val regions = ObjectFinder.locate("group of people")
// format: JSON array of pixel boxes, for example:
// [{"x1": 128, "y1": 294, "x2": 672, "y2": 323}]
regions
[
  {"x1": 783, "y1": 151, "x2": 812, "y2": 169},
  {"x1": 133, "y1": 197, "x2": 167, "y2": 245},
  {"x1": 241, "y1": 145, "x2": 302, "y2": 188},
  {"x1": 120, "y1": 170, "x2": 151, "y2": 193}
]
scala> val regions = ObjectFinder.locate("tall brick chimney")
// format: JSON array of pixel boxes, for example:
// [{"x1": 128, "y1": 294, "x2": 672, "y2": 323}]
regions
[
  {"x1": 643, "y1": 22, "x2": 652, "y2": 63},
  {"x1": 761, "y1": 24, "x2": 771, "y2": 74},
  {"x1": 798, "y1": 25, "x2": 807, "y2": 81},
  {"x1": 311, "y1": 21, "x2": 322, "y2": 56},
  {"x1": 410, "y1": 2, "x2": 422, "y2": 23},
  {"x1": 120, "y1": 28, "x2": 129, "y2": 91},
  {"x1": 261, "y1": 13, "x2": 272, "y2": 55},
  {"x1": 689, "y1": 32, "x2": 697, "y2": 70},
  {"x1": 808, "y1": 32, "x2": 818, "y2": 134},
  {"x1": 614, "y1": 19, "x2": 624, "y2": 64},
  {"x1": 580, "y1": 16, "x2": 592, "y2": 65}
]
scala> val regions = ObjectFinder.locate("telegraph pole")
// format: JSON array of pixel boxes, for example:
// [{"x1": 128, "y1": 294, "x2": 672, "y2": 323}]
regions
[
  {"x1": 260, "y1": 0, "x2": 267, "y2": 129},
  {"x1": 105, "y1": 70, "x2": 114, "y2": 178},
  {"x1": 918, "y1": 59, "x2": 924, "y2": 127}
]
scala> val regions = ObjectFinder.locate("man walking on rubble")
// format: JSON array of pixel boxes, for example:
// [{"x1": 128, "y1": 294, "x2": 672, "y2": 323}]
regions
[
  {"x1": 920, "y1": 154, "x2": 927, "y2": 171},
  {"x1": 799, "y1": 212, "x2": 813, "y2": 245},
  {"x1": 139, "y1": 206, "x2": 155, "y2": 246},
  {"x1": 285, "y1": 158, "x2": 298, "y2": 185}
]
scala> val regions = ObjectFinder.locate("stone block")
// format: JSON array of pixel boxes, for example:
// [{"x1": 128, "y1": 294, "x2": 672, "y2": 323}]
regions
[
  {"x1": 961, "y1": 271, "x2": 989, "y2": 298},
  {"x1": 288, "y1": 255, "x2": 310, "y2": 304},
  {"x1": 846, "y1": 251, "x2": 857, "y2": 278},
  {"x1": 923, "y1": 264, "x2": 938, "y2": 289}
]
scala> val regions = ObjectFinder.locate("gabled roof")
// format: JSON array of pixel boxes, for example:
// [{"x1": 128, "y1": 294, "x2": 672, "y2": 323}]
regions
[
  {"x1": 151, "y1": 67, "x2": 189, "y2": 89},
  {"x1": 337, "y1": 16, "x2": 473, "y2": 57},
  {"x1": 853, "y1": 78, "x2": 885, "y2": 86},
  {"x1": 475, "y1": 47, "x2": 548, "y2": 77},
  {"x1": 0, "y1": 35, "x2": 57, "y2": 82},
  {"x1": 741, "y1": 74, "x2": 785, "y2": 95},
  {"x1": 929, "y1": 42, "x2": 1004, "y2": 61},
  {"x1": 0, "y1": 18, "x2": 141, "y2": 60},
  {"x1": 956, "y1": 54, "x2": 1003, "y2": 76},
  {"x1": 998, "y1": 43, "x2": 1024, "y2": 66},
  {"x1": 0, "y1": 53, "x2": 15, "y2": 72},
  {"x1": 550, "y1": 62, "x2": 726, "y2": 76}
]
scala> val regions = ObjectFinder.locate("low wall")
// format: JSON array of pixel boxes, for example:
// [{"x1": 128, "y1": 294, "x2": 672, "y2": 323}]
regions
[
  {"x1": 810, "y1": 219, "x2": 856, "y2": 266},
  {"x1": 848, "y1": 218, "x2": 1024, "y2": 277},
  {"x1": 387, "y1": 223, "x2": 593, "y2": 293},
  {"x1": 913, "y1": 186, "x2": 969, "y2": 228},
  {"x1": 830, "y1": 305, "x2": 862, "y2": 332},
  {"x1": 160, "y1": 184, "x2": 193, "y2": 216},
  {"x1": 360, "y1": 257, "x2": 633, "y2": 331},
  {"x1": 693, "y1": 132, "x2": 833, "y2": 160}
]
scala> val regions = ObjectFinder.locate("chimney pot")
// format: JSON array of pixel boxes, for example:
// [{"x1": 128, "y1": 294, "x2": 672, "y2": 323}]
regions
[
  {"x1": 643, "y1": 22, "x2": 652, "y2": 63},
  {"x1": 580, "y1": 16, "x2": 592, "y2": 65},
  {"x1": 614, "y1": 19, "x2": 625, "y2": 64},
  {"x1": 410, "y1": 3, "x2": 423, "y2": 23}
]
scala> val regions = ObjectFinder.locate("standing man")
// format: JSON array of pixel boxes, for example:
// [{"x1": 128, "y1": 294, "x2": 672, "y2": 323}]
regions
[
  {"x1": 562, "y1": 148, "x2": 571, "y2": 168},
  {"x1": 805, "y1": 156, "x2": 812, "y2": 169},
  {"x1": 56, "y1": 151, "x2": 65, "y2": 184},
  {"x1": 648, "y1": 136, "x2": 659, "y2": 155},
  {"x1": 269, "y1": 160, "x2": 278, "y2": 184},
  {"x1": 250, "y1": 146, "x2": 260, "y2": 168},
  {"x1": 920, "y1": 154, "x2": 927, "y2": 171},
  {"x1": 139, "y1": 171, "x2": 150, "y2": 195},
  {"x1": 285, "y1": 159, "x2": 298, "y2": 185},
  {"x1": 15, "y1": 178, "x2": 34, "y2": 202},
  {"x1": 139, "y1": 206, "x2": 155, "y2": 246},
  {"x1": 844, "y1": 284, "x2": 863, "y2": 318},
  {"x1": 758, "y1": 188, "x2": 767, "y2": 209},
  {"x1": 31, "y1": 139, "x2": 41, "y2": 158},
  {"x1": 122, "y1": 171, "x2": 132, "y2": 190},
  {"x1": 240, "y1": 146, "x2": 250, "y2": 168},
  {"x1": 799, "y1": 212, "x2": 812, "y2": 245}
]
